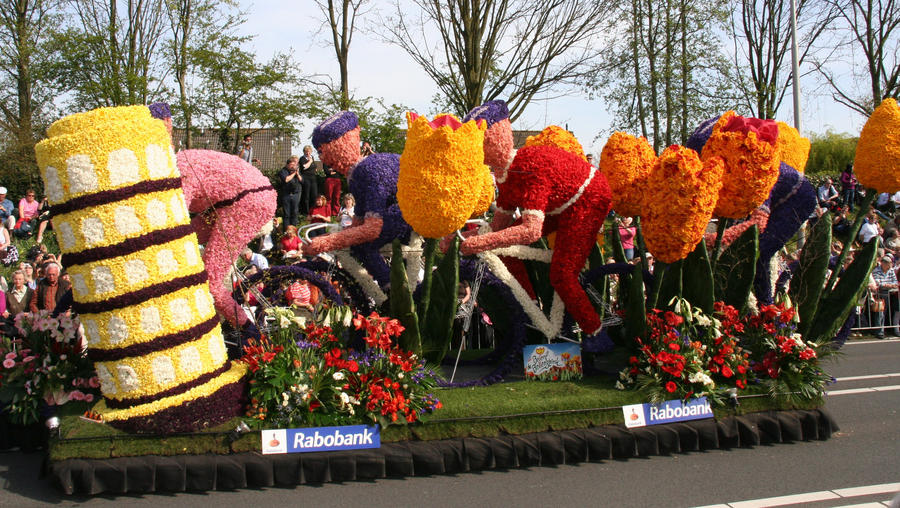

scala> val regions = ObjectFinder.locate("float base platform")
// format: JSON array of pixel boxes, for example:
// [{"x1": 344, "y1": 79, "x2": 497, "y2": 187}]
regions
[{"x1": 50, "y1": 408, "x2": 836, "y2": 495}]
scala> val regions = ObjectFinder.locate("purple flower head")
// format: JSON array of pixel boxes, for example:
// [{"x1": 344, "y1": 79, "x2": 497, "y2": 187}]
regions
[
  {"x1": 685, "y1": 115, "x2": 721, "y2": 156},
  {"x1": 463, "y1": 100, "x2": 510, "y2": 127},
  {"x1": 148, "y1": 102, "x2": 171, "y2": 120},
  {"x1": 312, "y1": 111, "x2": 359, "y2": 150}
]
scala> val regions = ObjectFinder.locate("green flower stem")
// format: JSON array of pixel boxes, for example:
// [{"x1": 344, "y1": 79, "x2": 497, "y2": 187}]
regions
[
  {"x1": 825, "y1": 189, "x2": 877, "y2": 293},
  {"x1": 710, "y1": 217, "x2": 730, "y2": 271},
  {"x1": 417, "y1": 238, "x2": 438, "y2": 325}
]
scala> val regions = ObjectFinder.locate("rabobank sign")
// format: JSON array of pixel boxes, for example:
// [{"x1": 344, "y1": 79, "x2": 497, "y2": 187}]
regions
[
  {"x1": 622, "y1": 397, "x2": 713, "y2": 428},
  {"x1": 261, "y1": 425, "x2": 380, "y2": 454}
]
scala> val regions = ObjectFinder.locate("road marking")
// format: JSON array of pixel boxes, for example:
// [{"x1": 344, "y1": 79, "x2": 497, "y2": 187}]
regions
[
  {"x1": 695, "y1": 482, "x2": 900, "y2": 508},
  {"x1": 845, "y1": 338, "x2": 900, "y2": 345},
  {"x1": 827, "y1": 384, "x2": 900, "y2": 396},
  {"x1": 836, "y1": 373, "x2": 900, "y2": 382}
]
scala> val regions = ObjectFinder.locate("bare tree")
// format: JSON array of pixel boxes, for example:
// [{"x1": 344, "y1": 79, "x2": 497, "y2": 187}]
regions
[
  {"x1": 55, "y1": 0, "x2": 167, "y2": 109},
  {"x1": 729, "y1": 0, "x2": 834, "y2": 120},
  {"x1": 592, "y1": 0, "x2": 731, "y2": 151},
  {"x1": 383, "y1": 0, "x2": 614, "y2": 121},
  {"x1": 814, "y1": 0, "x2": 900, "y2": 115},
  {"x1": 315, "y1": 0, "x2": 370, "y2": 110},
  {"x1": 165, "y1": 0, "x2": 240, "y2": 148}
]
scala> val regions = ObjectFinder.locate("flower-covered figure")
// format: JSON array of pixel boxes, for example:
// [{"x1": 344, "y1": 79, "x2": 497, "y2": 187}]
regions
[
  {"x1": 854, "y1": 98, "x2": 900, "y2": 193},
  {"x1": 148, "y1": 104, "x2": 277, "y2": 332},
  {"x1": 459, "y1": 119, "x2": 614, "y2": 349},
  {"x1": 304, "y1": 112, "x2": 412, "y2": 288}
]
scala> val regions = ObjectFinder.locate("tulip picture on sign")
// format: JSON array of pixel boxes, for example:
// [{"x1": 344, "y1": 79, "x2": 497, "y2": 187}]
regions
[{"x1": 523, "y1": 343, "x2": 582, "y2": 381}]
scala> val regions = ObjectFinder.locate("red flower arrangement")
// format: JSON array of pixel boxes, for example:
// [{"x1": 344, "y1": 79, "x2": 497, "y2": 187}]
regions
[{"x1": 241, "y1": 308, "x2": 441, "y2": 427}]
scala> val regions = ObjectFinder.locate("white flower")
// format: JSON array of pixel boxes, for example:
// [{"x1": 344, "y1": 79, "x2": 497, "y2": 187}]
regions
[
  {"x1": 340, "y1": 392, "x2": 350, "y2": 405},
  {"x1": 398, "y1": 372, "x2": 404, "y2": 379},
  {"x1": 688, "y1": 371, "x2": 716, "y2": 387},
  {"x1": 342, "y1": 308, "x2": 353, "y2": 327},
  {"x1": 694, "y1": 313, "x2": 711, "y2": 327},
  {"x1": 279, "y1": 315, "x2": 291, "y2": 328},
  {"x1": 292, "y1": 316, "x2": 307, "y2": 327},
  {"x1": 615, "y1": 381, "x2": 625, "y2": 390},
  {"x1": 332, "y1": 372, "x2": 345, "y2": 381}
]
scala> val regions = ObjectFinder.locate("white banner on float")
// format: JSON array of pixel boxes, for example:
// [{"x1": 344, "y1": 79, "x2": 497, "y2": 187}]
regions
[{"x1": 261, "y1": 424, "x2": 380, "y2": 454}]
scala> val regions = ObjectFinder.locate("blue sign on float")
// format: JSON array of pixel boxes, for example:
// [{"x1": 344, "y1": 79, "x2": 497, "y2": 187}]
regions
[
  {"x1": 261, "y1": 424, "x2": 380, "y2": 454},
  {"x1": 622, "y1": 397, "x2": 713, "y2": 428}
]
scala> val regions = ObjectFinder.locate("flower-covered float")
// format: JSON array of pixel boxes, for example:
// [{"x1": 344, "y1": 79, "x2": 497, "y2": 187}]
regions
[{"x1": 11, "y1": 99, "x2": 896, "y2": 495}]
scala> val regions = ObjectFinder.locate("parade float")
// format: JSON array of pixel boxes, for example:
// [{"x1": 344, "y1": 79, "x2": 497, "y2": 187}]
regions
[{"x1": 4, "y1": 97, "x2": 899, "y2": 495}]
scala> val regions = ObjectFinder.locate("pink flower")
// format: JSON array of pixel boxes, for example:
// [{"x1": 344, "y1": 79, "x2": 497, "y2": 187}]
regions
[
  {"x1": 4, "y1": 352, "x2": 15, "y2": 360},
  {"x1": 84, "y1": 393, "x2": 94, "y2": 403},
  {"x1": 2, "y1": 358, "x2": 15, "y2": 369},
  {"x1": 69, "y1": 390, "x2": 84, "y2": 401},
  {"x1": 88, "y1": 377, "x2": 100, "y2": 388},
  {"x1": 22, "y1": 355, "x2": 35, "y2": 363}
]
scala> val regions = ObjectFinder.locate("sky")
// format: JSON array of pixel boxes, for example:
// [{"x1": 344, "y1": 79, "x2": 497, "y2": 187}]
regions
[{"x1": 240, "y1": 1, "x2": 867, "y2": 157}]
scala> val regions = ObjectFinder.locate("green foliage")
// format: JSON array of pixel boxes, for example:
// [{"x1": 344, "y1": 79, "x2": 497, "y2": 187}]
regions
[
  {"x1": 806, "y1": 130, "x2": 858, "y2": 176},
  {"x1": 807, "y1": 236, "x2": 877, "y2": 344},
  {"x1": 655, "y1": 260, "x2": 683, "y2": 311},
  {"x1": 682, "y1": 240, "x2": 714, "y2": 314},
  {"x1": 714, "y1": 226, "x2": 759, "y2": 312},
  {"x1": 420, "y1": 237, "x2": 460, "y2": 364},
  {"x1": 389, "y1": 239, "x2": 421, "y2": 354},
  {"x1": 790, "y1": 213, "x2": 832, "y2": 336}
]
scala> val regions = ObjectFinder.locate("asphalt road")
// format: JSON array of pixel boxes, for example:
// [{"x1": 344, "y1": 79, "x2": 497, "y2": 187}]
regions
[{"x1": 2, "y1": 338, "x2": 898, "y2": 508}]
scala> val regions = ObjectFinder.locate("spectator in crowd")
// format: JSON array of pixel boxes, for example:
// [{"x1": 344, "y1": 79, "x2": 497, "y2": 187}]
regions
[
  {"x1": 645, "y1": 252, "x2": 654, "y2": 274},
  {"x1": 875, "y1": 192, "x2": 893, "y2": 218},
  {"x1": 361, "y1": 141, "x2": 375, "y2": 157},
  {"x1": 872, "y1": 254, "x2": 899, "y2": 338},
  {"x1": 5, "y1": 270, "x2": 32, "y2": 323},
  {"x1": 308, "y1": 195, "x2": 331, "y2": 238},
  {"x1": 19, "y1": 262, "x2": 36, "y2": 290},
  {"x1": 278, "y1": 156, "x2": 302, "y2": 228},
  {"x1": 241, "y1": 247, "x2": 269, "y2": 272},
  {"x1": 237, "y1": 134, "x2": 260, "y2": 165},
  {"x1": 14, "y1": 190, "x2": 49, "y2": 243},
  {"x1": 0, "y1": 187, "x2": 15, "y2": 229},
  {"x1": 338, "y1": 193, "x2": 355, "y2": 229},
  {"x1": 859, "y1": 210, "x2": 882, "y2": 244},
  {"x1": 30, "y1": 262, "x2": 70, "y2": 313},
  {"x1": 840, "y1": 164, "x2": 858, "y2": 211},
  {"x1": 817, "y1": 178, "x2": 840, "y2": 210},
  {"x1": 299, "y1": 145, "x2": 318, "y2": 216},
  {"x1": 286, "y1": 279, "x2": 315, "y2": 316},
  {"x1": 618, "y1": 216, "x2": 636, "y2": 260},
  {"x1": 281, "y1": 225, "x2": 303, "y2": 260},
  {"x1": 586, "y1": 154, "x2": 597, "y2": 168},
  {"x1": 323, "y1": 164, "x2": 342, "y2": 216},
  {"x1": 832, "y1": 207, "x2": 851, "y2": 241}
]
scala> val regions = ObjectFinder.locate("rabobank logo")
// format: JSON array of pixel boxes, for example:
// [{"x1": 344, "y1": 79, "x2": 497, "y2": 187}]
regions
[
  {"x1": 261, "y1": 425, "x2": 380, "y2": 455},
  {"x1": 623, "y1": 397, "x2": 713, "y2": 428}
]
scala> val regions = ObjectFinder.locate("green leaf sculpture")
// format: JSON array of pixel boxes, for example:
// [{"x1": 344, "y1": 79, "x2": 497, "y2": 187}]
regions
[
  {"x1": 789, "y1": 213, "x2": 833, "y2": 336},
  {"x1": 421, "y1": 236, "x2": 460, "y2": 364},
  {"x1": 806, "y1": 237, "x2": 877, "y2": 344},
  {"x1": 389, "y1": 239, "x2": 422, "y2": 355},
  {"x1": 714, "y1": 225, "x2": 759, "y2": 312},
  {"x1": 682, "y1": 240, "x2": 715, "y2": 314}
]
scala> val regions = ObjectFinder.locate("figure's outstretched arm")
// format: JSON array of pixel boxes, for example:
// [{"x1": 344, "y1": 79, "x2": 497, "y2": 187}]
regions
[
  {"x1": 304, "y1": 217, "x2": 383, "y2": 256},
  {"x1": 460, "y1": 212, "x2": 543, "y2": 255}
]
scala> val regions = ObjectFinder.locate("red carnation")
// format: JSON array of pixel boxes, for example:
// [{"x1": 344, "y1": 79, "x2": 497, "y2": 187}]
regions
[{"x1": 665, "y1": 381, "x2": 677, "y2": 393}]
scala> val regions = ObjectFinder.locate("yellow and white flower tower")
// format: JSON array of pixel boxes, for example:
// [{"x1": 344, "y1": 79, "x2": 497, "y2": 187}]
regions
[{"x1": 35, "y1": 106, "x2": 246, "y2": 433}]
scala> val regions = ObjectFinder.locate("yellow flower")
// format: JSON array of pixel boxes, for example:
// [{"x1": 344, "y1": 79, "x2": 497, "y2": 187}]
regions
[
  {"x1": 397, "y1": 113, "x2": 491, "y2": 238},
  {"x1": 643, "y1": 146, "x2": 724, "y2": 263},
  {"x1": 524, "y1": 125, "x2": 587, "y2": 161},
  {"x1": 702, "y1": 111, "x2": 780, "y2": 219},
  {"x1": 599, "y1": 132, "x2": 657, "y2": 217},
  {"x1": 854, "y1": 98, "x2": 900, "y2": 192},
  {"x1": 776, "y1": 121, "x2": 810, "y2": 173}
]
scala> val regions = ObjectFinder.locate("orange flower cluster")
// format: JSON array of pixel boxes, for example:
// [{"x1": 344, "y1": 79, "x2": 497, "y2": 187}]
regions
[
  {"x1": 643, "y1": 146, "x2": 725, "y2": 263},
  {"x1": 524, "y1": 125, "x2": 587, "y2": 161},
  {"x1": 775, "y1": 121, "x2": 810, "y2": 173},
  {"x1": 854, "y1": 98, "x2": 900, "y2": 193},
  {"x1": 598, "y1": 132, "x2": 657, "y2": 217},
  {"x1": 702, "y1": 111, "x2": 780, "y2": 219}
]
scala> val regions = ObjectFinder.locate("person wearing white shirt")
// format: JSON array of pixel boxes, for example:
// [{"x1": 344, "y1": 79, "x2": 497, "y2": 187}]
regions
[
  {"x1": 859, "y1": 210, "x2": 882, "y2": 244},
  {"x1": 241, "y1": 247, "x2": 269, "y2": 271}
]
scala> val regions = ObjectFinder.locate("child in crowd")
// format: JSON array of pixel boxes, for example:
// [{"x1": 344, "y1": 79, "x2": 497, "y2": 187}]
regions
[
  {"x1": 338, "y1": 193, "x2": 355, "y2": 229},
  {"x1": 308, "y1": 195, "x2": 331, "y2": 238}
]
